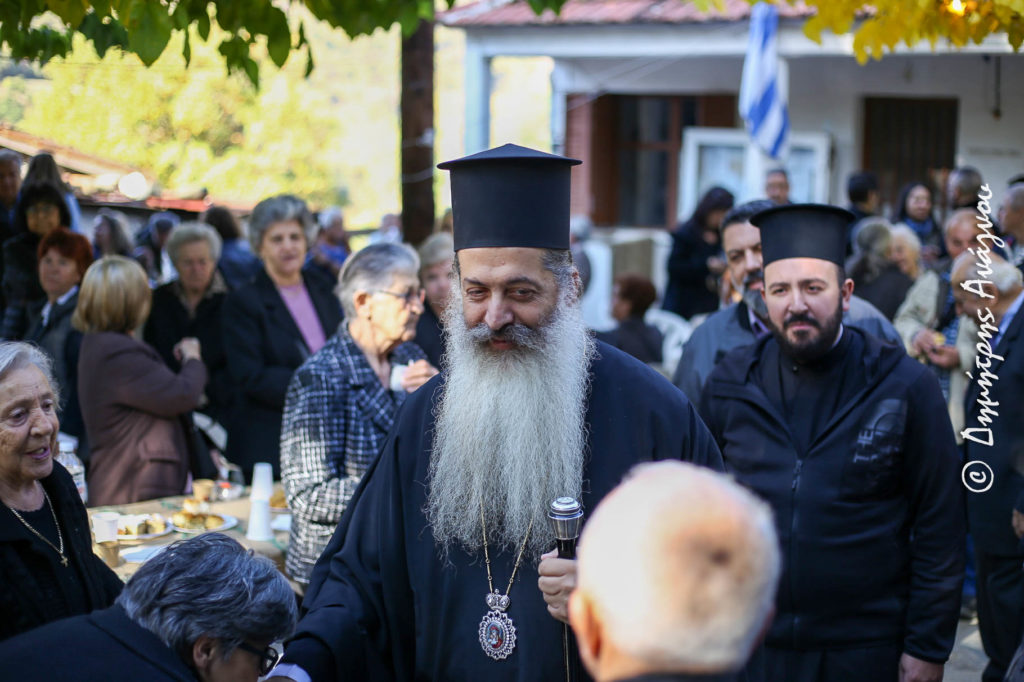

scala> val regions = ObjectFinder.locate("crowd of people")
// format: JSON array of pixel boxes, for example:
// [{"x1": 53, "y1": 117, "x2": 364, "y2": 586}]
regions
[
  {"x1": 0, "y1": 141, "x2": 1021, "y2": 682},
  {"x1": 661, "y1": 166, "x2": 1012, "y2": 330}
]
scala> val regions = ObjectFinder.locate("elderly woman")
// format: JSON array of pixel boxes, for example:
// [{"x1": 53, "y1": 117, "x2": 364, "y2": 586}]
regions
[
  {"x1": 0, "y1": 342, "x2": 122, "y2": 641},
  {"x1": 74, "y1": 257, "x2": 206, "y2": 506},
  {"x1": 414, "y1": 232, "x2": 454, "y2": 367},
  {"x1": 889, "y1": 224, "x2": 923, "y2": 281},
  {"x1": 222, "y1": 195, "x2": 343, "y2": 480},
  {"x1": 0, "y1": 533, "x2": 297, "y2": 680},
  {"x1": 144, "y1": 222, "x2": 231, "y2": 426},
  {"x1": 25, "y1": 229, "x2": 93, "y2": 449},
  {"x1": 281, "y1": 243, "x2": 437, "y2": 584},
  {"x1": 3, "y1": 182, "x2": 71, "y2": 339},
  {"x1": 846, "y1": 219, "x2": 914, "y2": 321}
]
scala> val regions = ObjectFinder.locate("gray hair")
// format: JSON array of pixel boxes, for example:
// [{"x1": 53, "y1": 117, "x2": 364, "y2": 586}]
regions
[
  {"x1": 943, "y1": 208, "x2": 979, "y2": 236},
  {"x1": 318, "y1": 206, "x2": 344, "y2": 230},
  {"x1": 577, "y1": 461, "x2": 780, "y2": 671},
  {"x1": 889, "y1": 224, "x2": 922, "y2": 258},
  {"x1": 452, "y1": 248, "x2": 578, "y2": 298},
  {"x1": 248, "y1": 194, "x2": 316, "y2": 252},
  {"x1": 0, "y1": 342, "x2": 60, "y2": 405},
  {"x1": 950, "y1": 166, "x2": 983, "y2": 200},
  {"x1": 417, "y1": 232, "x2": 454, "y2": 270},
  {"x1": 0, "y1": 150, "x2": 21, "y2": 169},
  {"x1": 848, "y1": 219, "x2": 892, "y2": 282},
  {"x1": 953, "y1": 251, "x2": 1023, "y2": 295},
  {"x1": 337, "y1": 243, "x2": 420, "y2": 319},
  {"x1": 1006, "y1": 184, "x2": 1024, "y2": 211},
  {"x1": 116, "y1": 533, "x2": 297, "y2": 663},
  {"x1": 166, "y1": 221, "x2": 223, "y2": 266}
]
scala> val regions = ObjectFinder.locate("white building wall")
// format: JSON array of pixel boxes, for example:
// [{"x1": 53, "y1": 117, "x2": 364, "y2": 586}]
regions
[
  {"x1": 787, "y1": 54, "x2": 1024, "y2": 208},
  {"x1": 553, "y1": 52, "x2": 1024, "y2": 207}
]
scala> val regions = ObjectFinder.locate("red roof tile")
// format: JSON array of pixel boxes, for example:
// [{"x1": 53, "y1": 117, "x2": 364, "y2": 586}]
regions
[{"x1": 441, "y1": 0, "x2": 813, "y2": 27}]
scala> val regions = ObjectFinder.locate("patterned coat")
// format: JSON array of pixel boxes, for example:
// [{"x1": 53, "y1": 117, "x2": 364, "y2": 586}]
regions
[{"x1": 280, "y1": 326, "x2": 426, "y2": 584}]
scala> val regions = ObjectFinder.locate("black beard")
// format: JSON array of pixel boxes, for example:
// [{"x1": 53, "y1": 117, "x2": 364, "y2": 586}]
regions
[{"x1": 770, "y1": 299, "x2": 843, "y2": 364}]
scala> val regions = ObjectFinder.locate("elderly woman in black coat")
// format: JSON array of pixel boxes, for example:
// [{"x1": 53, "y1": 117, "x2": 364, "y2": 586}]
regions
[
  {"x1": 0, "y1": 342, "x2": 122, "y2": 641},
  {"x1": 144, "y1": 222, "x2": 232, "y2": 429},
  {"x1": 222, "y1": 195, "x2": 343, "y2": 481}
]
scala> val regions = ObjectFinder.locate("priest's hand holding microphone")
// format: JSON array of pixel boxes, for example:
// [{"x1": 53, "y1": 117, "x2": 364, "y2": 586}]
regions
[
  {"x1": 539, "y1": 497, "x2": 583, "y2": 622},
  {"x1": 541, "y1": 498, "x2": 584, "y2": 682}
]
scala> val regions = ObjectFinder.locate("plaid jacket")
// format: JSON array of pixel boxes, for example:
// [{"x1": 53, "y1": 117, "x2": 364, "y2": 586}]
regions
[{"x1": 280, "y1": 326, "x2": 426, "y2": 584}]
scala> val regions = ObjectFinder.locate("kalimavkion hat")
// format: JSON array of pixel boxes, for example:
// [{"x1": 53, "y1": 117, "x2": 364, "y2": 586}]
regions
[
  {"x1": 750, "y1": 203, "x2": 855, "y2": 267},
  {"x1": 437, "y1": 144, "x2": 581, "y2": 251}
]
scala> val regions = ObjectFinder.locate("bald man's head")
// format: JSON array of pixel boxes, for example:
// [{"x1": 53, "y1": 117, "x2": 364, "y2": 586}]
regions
[
  {"x1": 943, "y1": 208, "x2": 984, "y2": 261},
  {"x1": 570, "y1": 462, "x2": 780, "y2": 680},
  {"x1": 951, "y1": 251, "x2": 1023, "y2": 324},
  {"x1": 999, "y1": 184, "x2": 1024, "y2": 242}
]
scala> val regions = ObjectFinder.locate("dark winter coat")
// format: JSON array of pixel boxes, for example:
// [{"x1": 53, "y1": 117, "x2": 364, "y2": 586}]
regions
[
  {"x1": 0, "y1": 462, "x2": 122, "y2": 641},
  {"x1": 699, "y1": 328, "x2": 965, "y2": 663},
  {"x1": 221, "y1": 267, "x2": 343, "y2": 479}
]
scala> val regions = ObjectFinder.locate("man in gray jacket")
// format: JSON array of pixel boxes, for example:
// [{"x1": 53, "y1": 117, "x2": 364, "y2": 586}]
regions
[{"x1": 673, "y1": 200, "x2": 901, "y2": 405}]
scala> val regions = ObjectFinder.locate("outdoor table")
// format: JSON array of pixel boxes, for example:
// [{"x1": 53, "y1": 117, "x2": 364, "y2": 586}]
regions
[{"x1": 88, "y1": 490, "x2": 291, "y2": 583}]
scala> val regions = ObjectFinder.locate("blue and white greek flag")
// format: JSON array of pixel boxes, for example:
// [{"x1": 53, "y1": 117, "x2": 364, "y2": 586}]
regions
[{"x1": 739, "y1": 3, "x2": 789, "y2": 160}]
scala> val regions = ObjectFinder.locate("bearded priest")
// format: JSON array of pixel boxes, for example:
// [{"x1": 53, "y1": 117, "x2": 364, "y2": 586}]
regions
[{"x1": 268, "y1": 144, "x2": 724, "y2": 682}]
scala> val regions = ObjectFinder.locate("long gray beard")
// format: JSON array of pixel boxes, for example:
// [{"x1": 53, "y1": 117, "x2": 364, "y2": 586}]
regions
[{"x1": 426, "y1": 284, "x2": 595, "y2": 560}]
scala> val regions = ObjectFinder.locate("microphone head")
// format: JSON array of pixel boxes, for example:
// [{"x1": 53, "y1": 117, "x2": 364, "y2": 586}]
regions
[{"x1": 548, "y1": 496, "x2": 583, "y2": 541}]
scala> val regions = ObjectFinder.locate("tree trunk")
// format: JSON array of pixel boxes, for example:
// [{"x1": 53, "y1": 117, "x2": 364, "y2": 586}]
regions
[{"x1": 400, "y1": 19, "x2": 435, "y2": 247}]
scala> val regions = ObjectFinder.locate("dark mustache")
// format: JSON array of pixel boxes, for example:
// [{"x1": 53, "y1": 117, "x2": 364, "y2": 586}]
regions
[
  {"x1": 743, "y1": 270, "x2": 763, "y2": 287},
  {"x1": 466, "y1": 322, "x2": 543, "y2": 349},
  {"x1": 784, "y1": 314, "x2": 820, "y2": 330}
]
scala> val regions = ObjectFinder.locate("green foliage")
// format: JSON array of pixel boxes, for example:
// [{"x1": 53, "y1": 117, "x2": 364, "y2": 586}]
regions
[
  {"x1": 3, "y1": 0, "x2": 1021, "y2": 91},
  {"x1": 0, "y1": 0, "x2": 450, "y2": 86},
  {"x1": 5, "y1": 27, "x2": 401, "y2": 213}
]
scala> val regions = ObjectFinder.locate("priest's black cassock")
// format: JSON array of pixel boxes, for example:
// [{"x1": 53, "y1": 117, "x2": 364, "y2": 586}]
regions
[{"x1": 280, "y1": 341, "x2": 724, "y2": 681}]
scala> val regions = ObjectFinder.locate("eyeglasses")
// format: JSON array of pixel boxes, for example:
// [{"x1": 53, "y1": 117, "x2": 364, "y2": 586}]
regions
[
  {"x1": 236, "y1": 642, "x2": 282, "y2": 677},
  {"x1": 26, "y1": 204, "x2": 58, "y2": 216},
  {"x1": 374, "y1": 288, "x2": 425, "y2": 306}
]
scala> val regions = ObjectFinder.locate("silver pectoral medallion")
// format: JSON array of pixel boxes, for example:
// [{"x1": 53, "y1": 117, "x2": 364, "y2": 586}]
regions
[{"x1": 479, "y1": 591, "x2": 516, "y2": 660}]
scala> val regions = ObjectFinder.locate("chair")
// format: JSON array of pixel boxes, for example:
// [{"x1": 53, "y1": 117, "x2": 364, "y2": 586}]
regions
[{"x1": 643, "y1": 308, "x2": 692, "y2": 378}]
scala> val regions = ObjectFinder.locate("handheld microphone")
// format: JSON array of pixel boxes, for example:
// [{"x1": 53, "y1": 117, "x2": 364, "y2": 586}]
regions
[{"x1": 548, "y1": 497, "x2": 583, "y2": 560}]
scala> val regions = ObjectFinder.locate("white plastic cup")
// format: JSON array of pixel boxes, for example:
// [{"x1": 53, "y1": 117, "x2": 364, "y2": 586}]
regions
[
  {"x1": 389, "y1": 363, "x2": 410, "y2": 392},
  {"x1": 246, "y1": 499, "x2": 274, "y2": 542},
  {"x1": 250, "y1": 462, "x2": 274, "y2": 502},
  {"x1": 92, "y1": 512, "x2": 120, "y2": 544}
]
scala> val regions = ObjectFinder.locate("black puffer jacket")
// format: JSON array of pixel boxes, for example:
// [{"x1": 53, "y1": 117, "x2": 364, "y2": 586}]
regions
[{"x1": 699, "y1": 328, "x2": 965, "y2": 663}]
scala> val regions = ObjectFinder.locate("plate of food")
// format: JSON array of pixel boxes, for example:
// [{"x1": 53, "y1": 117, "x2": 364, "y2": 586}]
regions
[
  {"x1": 269, "y1": 489, "x2": 289, "y2": 513},
  {"x1": 171, "y1": 511, "x2": 238, "y2": 534},
  {"x1": 116, "y1": 513, "x2": 172, "y2": 541},
  {"x1": 121, "y1": 544, "x2": 170, "y2": 563}
]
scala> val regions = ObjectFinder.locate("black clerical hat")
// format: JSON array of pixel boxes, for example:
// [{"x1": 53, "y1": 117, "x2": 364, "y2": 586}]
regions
[
  {"x1": 750, "y1": 203, "x2": 854, "y2": 267},
  {"x1": 438, "y1": 144, "x2": 581, "y2": 251}
]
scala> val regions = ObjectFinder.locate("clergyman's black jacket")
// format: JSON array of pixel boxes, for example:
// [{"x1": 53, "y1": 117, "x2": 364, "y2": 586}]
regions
[{"x1": 699, "y1": 328, "x2": 965, "y2": 663}]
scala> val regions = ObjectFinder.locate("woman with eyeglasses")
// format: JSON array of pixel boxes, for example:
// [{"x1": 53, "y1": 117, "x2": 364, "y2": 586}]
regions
[
  {"x1": 221, "y1": 195, "x2": 343, "y2": 482},
  {"x1": 0, "y1": 533, "x2": 297, "y2": 681},
  {"x1": 280, "y1": 242, "x2": 437, "y2": 586}
]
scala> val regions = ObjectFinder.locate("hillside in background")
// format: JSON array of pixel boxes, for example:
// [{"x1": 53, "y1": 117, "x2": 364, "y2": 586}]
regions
[{"x1": 0, "y1": 15, "x2": 552, "y2": 228}]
